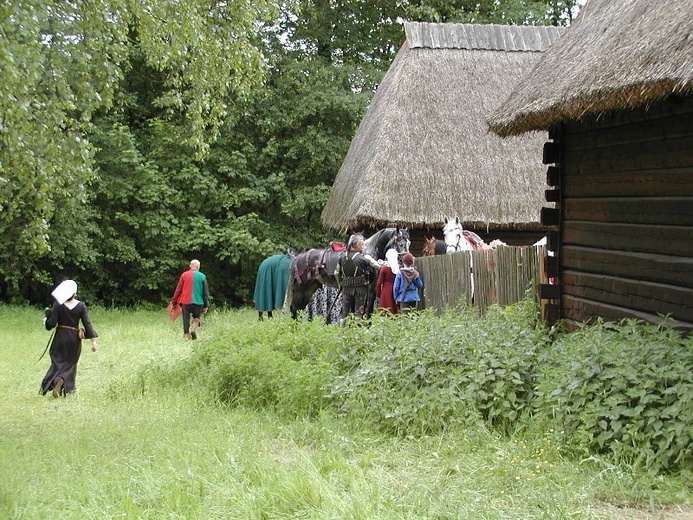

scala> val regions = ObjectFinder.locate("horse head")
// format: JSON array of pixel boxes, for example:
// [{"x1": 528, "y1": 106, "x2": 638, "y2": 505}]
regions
[
  {"x1": 364, "y1": 227, "x2": 410, "y2": 260},
  {"x1": 422, "y1": 236, "x2": 436, "y2": 256},
  {"x1": 386, "y1": 227, "x2": 410, "y2": 256},
  {"x1": 443, "y1": 216, "x2": 472, "y2": 253}
]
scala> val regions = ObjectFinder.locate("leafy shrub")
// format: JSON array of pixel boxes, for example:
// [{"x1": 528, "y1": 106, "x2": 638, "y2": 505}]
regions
[
  {"x1": 329, "y1": 299, "x2": 549, "y2": 436},
  {"x1": 128, "y1": 306, "x2": 691, "y2": 474},
  {"x1": 179, "y1": 317, "x2": 341, "y2": 418},
  {"x1": 213, "y1": 343, "x2": 331, "y2": 416},
  {"x1": 534, "y1": 319, "x2": 693, "y2": 473}
]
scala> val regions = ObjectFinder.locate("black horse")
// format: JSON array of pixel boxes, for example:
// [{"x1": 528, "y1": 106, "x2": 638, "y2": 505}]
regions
[{"x1": 287, "y1": 228, "x2": 410, "y2": 321}]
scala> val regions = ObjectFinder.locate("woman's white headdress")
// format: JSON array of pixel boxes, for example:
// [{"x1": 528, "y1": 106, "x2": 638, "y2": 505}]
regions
[
  {"x1": 386, "y1": 248, "x2": 400, "y2": 274},
  {"x1": 52, "y1": 280, "x2": 78, "y2": 304}
]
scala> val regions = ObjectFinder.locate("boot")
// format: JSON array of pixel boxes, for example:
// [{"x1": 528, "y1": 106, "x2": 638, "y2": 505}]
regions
[
  {"x1": 190, "y1": 318, "x2": 200, "y2": 340},
  {"x1": 52, "y1": 378, "x2": 63, "y2": 398}
]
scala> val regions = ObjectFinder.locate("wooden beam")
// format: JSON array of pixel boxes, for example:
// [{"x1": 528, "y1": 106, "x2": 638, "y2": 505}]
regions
[
  {"x1": 539, "y1": 283, "x2": 560, "y2": 300},
  {"x1": 545, "y1": 189, "x2": 560, "y2": 203},
  {"x1": 544, "y1": 256, "x2": 559, "y2": 278},
  {"x1": 541, "y1": 207, "x2": 559, "y2": 227},
  {"x1": 546, "y1": 231, "x2": 559, "y2": 251},
  {"x1": 546, "y1": 166, "x2": 560, "y2": 187},
  {"x1": 542, "y1": 303, "x2": 560, "y2": 323},
  {"x1": 543, "y1": 141, "x2": 560, "y2": 165}
]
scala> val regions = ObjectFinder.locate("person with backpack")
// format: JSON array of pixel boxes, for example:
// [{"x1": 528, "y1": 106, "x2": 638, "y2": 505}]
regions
[
  {"x1": 335, "y1": 234, "x2": 379, "y2": 325},
  {"x1": 394, "y1": 252, "x2": 423, "y2": 313}
]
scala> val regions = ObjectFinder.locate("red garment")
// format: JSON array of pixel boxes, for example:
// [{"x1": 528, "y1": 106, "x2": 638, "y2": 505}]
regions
[
  {"x1": 171, "y1": 269, "x2": 209, "y2": 306},
  {"x1": 375, "y1": 265, "x2": 398, "y2": 315}
]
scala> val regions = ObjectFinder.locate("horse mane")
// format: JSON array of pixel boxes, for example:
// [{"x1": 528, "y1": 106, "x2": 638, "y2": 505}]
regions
[{"x1": 364, "y1": 228, "x2": 395, "y2": 259}]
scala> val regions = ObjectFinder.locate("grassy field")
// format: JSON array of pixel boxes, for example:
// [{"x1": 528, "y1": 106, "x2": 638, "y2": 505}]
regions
[{"x1": 0, "y1": 305, "x2": 691, "y2": 519}]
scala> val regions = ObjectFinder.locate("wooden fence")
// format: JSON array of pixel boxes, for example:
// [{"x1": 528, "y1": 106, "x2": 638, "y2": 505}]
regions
[{"x1": 416, "y1": 246, "x2": 547, "y2": 314}]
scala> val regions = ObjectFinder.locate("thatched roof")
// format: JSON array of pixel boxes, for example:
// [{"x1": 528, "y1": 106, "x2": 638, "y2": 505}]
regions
[
  {"x1": 321, "y1": 22, "x2": 564, "y2": 232},
  {"x1": 489, "y1": 0, "x2": 693, "y2": 137}
]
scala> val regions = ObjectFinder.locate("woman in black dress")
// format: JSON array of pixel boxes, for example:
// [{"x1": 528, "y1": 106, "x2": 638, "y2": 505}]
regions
[{"x1": 41, "y1": 280, "x2": 99, "y2": 398}]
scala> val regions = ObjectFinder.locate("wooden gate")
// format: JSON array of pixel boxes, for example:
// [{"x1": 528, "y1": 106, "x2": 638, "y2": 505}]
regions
[{"x1": 416, "y1": 246, "x2": 547, "y2": 314}]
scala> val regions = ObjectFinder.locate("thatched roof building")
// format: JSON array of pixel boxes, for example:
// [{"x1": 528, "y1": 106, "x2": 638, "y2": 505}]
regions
[
  {"x1": 488, "y1": 0, "x2": 692, "y2": 136},
  {"x1": 488, "y1": 0, "x2": 693, "y2": 331},
  {"x1": 321, "y1": 22, "x2": 565, "y2": 236}
]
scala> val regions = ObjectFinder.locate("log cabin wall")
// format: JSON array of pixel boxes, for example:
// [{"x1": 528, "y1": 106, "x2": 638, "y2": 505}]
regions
[{"x1": 557, "y1": 95, "x2": 693, "y2": 332}]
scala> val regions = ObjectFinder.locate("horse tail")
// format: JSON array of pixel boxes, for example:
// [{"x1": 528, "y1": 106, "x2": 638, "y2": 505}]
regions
[{"x1": 286, "y1": 255, "x2": 298, "y2": 294}]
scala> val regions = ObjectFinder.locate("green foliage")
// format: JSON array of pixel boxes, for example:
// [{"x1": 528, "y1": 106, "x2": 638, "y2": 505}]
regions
[
  {"x1": 401, "y1": 0, "x2": 581, "y2": 24},
  {"x1": 2, "y1": 304, "x2": 691, "y2": 518},
  {"x1": 3, "y1": 0, "x2": 581, "y2": 306},
  {"x1": 534, "y1": 319, "x2": 693, "y2": 474},
  {"x1": 329, "y1": 299, "x2": 550, "y2": 436},
  {"x1": 0, "y1": 0, "x2": 277, "y2": 299},
  {"x1": 187, "y1": 319, "x2": 342, "y2": 417},
  {"x1": 160, "y1": 300, "x2": 693, "y2": 475}
]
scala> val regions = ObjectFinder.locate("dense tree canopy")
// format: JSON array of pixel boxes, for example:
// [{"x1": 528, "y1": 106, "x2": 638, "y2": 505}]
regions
[
  {"x1": 1, "y1": 0, "x2": 276, "y2": 300},
  {"x1": 1, "y1": 0, "x2": 580, "y2": 306}
]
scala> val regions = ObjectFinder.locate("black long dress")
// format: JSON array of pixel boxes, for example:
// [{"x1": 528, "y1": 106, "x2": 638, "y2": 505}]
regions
[{"x1": 41, "y1": 300, "x2": 98, "y2": 396}]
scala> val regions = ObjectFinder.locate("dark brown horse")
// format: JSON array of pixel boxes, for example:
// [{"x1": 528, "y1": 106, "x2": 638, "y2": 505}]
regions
[{"x1": 286, "y1": 228, "x2": 410, "y2": 321}]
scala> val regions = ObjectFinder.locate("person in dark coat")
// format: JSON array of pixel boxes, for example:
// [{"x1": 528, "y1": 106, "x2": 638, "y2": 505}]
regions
[
  {"x1": 375, "y1": 248, "x2": 399, "y2": 315},
  {"x1": 41, "y1": 280, "x2": 99, "y2": 398},
  {"x1": 335, "y1": 234, "x2": 380, "y2": 325}
]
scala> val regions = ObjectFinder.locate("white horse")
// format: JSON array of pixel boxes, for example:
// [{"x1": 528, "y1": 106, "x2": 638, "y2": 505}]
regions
[
  {"x1": 442, "y1": 217, "x2": 499, "y2": 302},
  {"x1": 442, "y1": 216, "x2": 491, "y2": 252}
]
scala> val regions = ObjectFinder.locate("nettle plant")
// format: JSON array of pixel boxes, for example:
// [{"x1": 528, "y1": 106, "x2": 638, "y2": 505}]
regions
[
  {"x1": 329, "y1": 299, "x2": 550, "y2": 436},
  {"x1": 534, "y1": 319, "x2": 693, "y2": 474}
]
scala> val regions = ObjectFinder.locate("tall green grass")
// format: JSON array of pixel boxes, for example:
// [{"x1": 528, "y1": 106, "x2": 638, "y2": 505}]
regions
[{"x1": 0, "y1": 303, "x2": 690, "y2": 519}]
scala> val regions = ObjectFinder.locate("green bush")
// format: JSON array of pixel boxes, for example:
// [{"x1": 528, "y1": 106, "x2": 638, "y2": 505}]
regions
[
  {"x1": 131, "y1": 306, "x2": 691, "y2": 474},
  {"x1": 329, "y1": 299, "x2": 550, "y2": 436},
  {"x1": 534, "y1": 319, "x2": 693, "y2": 473},
  {"x1": 185, "y1": 318, "x2": 341, "y2": 418}
]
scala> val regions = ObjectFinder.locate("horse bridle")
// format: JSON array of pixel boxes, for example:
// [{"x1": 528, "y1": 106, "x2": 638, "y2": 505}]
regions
[
  {"x1": 445, "y1": 224, "x2": 464, "y2": 252},
  {"x1": 383, "y1": 229, "x2": 409, "y2": 257}
]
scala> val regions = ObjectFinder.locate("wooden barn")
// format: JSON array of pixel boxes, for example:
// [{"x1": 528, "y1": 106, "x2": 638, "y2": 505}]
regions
[
  {"x1": 489, "y1": 0, "x2": 693, "y2": 331},
  {"x1": 321, "y1": 22, "x2": 565, "y2": 254}
]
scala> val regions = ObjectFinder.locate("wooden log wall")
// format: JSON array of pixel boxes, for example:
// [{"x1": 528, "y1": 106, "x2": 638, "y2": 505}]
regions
[
  {"x1": 416, "y1": 246, "x2": 545, "y2": 315},
  {"x1": 558, "y1": 95, "x2": 693, "y2": 332}
]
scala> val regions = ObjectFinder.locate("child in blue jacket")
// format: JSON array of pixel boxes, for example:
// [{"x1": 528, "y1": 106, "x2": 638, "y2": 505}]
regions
[{"x1": 393, "y1": 253, "x2": 423, "y2": 313}]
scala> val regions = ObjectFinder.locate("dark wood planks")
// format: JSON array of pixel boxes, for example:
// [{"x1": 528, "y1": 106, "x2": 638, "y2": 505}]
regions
[{"x1": 557, "y1": 96, "x2": 693, "y2": 329}]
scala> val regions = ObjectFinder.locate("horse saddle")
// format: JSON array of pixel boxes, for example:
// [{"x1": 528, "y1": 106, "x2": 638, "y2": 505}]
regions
[
  {"x1": 292, "y1": 248, "x2": 341, "y2": 285},
  {"x1": 463, "y1": 230, "x2": 484, "y2": 250}
]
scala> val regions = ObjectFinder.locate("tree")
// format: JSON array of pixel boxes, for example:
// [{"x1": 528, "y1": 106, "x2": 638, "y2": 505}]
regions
[
  {"x1": 0, "y1": 0, "x2": 277, "y2": 299},
  {"x1": 400, "y1": 0, "x2": 580, "y2": 24},
  {"x1": 2, "y1": 0, "x2": 582, "y2": 305}
]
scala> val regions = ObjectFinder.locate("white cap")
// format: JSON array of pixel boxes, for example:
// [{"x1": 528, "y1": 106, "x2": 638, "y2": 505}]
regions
[
  {"x1": 386, "y1": 248, "x2": 400, "y2": 274},
  {"x1": 52, "y1": 280, "x2": 78, "y2": 304}
]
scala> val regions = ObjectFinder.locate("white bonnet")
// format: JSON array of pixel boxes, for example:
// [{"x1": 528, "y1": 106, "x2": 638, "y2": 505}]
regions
[
  {"x1": 386, "y1": 248, "x2": 400, "y2": 274},
  {"x1": 52, "y1": 280, "x2": 78, "y2": 304}
]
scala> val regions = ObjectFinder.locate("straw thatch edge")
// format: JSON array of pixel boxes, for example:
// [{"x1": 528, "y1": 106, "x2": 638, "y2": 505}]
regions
[{"x1": 489, "y1": 0, "x2": 693, "y2": 137}]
